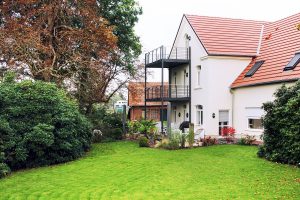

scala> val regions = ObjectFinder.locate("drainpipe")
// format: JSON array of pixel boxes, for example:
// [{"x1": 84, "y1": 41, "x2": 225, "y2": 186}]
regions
[{"x1": 230, "y1": 88, "x2": 234, "y2": 128}]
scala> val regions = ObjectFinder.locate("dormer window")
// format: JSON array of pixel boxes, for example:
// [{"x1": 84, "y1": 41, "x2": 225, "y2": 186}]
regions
[
  {"x1": 283, "y1": 52, "x2": 300, "y2": 71},
  {"x1": 245, "y1": 61, "x2": 264, "y2": 77}
]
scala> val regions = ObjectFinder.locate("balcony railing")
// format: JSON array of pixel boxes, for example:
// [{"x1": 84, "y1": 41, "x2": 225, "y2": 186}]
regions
[
  {"x1": 145, "y1": 46, "x2": 189, "y2": 65},
  {"x1": 146, "y1": 84, "x2": 190, "y2": 101}
]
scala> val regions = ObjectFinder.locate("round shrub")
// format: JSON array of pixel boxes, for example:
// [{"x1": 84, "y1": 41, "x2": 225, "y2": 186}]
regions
[
  {"x1": 88, "y1": 105, "x2": 123, "y2": 142},
  {"x1": 139, "y1": 137, "x2": 149, "y2": 147},
  {"x1": 259, "y1": 81, "x2": 300, "y2": 165},
  {"x1": 0, "y1": 79, "x2": 92, "y2": 177}
]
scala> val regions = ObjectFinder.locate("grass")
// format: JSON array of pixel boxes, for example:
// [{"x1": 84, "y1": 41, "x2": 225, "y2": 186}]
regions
[{"x1": 0, "y1": 141, "x2": 299, "y2": 200}]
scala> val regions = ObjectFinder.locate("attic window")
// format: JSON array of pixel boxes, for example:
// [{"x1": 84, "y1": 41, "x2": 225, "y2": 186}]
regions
[
  {"x1": 245, "y1": 61, "x2": 264, "y2": 77},
  {"x1": 284, "y1": 53, "x2": 300, "y2": 71}
]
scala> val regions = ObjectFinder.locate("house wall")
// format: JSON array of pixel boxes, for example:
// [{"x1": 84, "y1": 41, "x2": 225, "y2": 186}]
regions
[
  {"x1": 130, "y1": 106, "x2": 167, "y2": 122},
  {"x1": 170, "y1": 102, "x2": 190, "y2": 129},
  {"x1": 170, "y1": 16, "x2": 252, "y2": 137},
  {"x1": 232, "y1": 83, "x2": 294, "y2": 139},
  {"x1": 195, "y1": 57, "x2": 252, "y2": 136}
]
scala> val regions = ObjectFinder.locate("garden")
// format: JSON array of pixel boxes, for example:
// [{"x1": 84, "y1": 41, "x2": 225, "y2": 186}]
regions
[{"x1": 0, "y1": 142, "x2": 299, "y2": 199}]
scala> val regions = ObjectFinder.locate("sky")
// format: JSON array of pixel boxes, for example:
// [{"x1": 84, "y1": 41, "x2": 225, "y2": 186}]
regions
[
  {"x1": 135, "y1": 0, "x2": 300, "y2": 53},
  {"x1": 134, "y1": 0, "x2": 300, "y2": 81}
]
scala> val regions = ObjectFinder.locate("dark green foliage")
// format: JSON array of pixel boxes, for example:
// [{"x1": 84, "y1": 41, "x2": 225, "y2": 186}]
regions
[
  {"x1": 0, "y1": 78, "x2": 92, "y2": 177},
  {"x1": 98, "y1": 0, "x2": 142, "y2": 72},
  {"x1": 88, "y1": 105, "x2": 123, "y2": 142},
  {"x1": 258, "y1": 81, "x2": 300, "y2": 165},
  {"x1": 138, "y1": 137, "x2": 149, "y2": 147}
]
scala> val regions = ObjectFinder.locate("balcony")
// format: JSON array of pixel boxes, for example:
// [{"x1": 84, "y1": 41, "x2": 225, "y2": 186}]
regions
[
  {"x1": 145, "y1": 84, "x2": 190, "y2": 102},
  {"x1": 145, "y1": 46, "x2": 190, "y2": 68}
]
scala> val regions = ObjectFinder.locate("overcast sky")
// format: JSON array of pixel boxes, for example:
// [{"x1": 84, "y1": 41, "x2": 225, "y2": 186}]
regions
[{"x1": 134, "y1": 0, "x2": 300, "y2": 81}]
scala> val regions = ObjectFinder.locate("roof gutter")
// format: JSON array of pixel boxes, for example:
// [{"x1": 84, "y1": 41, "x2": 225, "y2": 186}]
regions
[
  {"x1": 231, "y1": 78, "x2": 299, "y2": 89},
  {"x1": 208, "y1": 53, "x2": 256, "y2": 58}
]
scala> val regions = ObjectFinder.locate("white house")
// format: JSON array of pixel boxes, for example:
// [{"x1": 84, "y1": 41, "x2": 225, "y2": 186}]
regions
[{"x1": 144, "y1": 13, "x2": 300, "y2": 140}]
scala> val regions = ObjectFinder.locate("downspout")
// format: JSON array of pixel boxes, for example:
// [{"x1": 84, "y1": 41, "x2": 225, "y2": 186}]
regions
[
  {"x1": 230, "y1": 88, "x2": 235, "y2": 128},
  {"x1": 144, "y1": 53, "x2": 147, "y2": 120},
  {"x1": 188, "y1": 47, "x2": 192, "y2": 124}
]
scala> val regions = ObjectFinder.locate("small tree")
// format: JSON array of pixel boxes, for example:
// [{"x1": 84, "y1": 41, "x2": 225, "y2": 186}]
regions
[{"x1": 258, "y1": 81, "x2": 300, "y2": 165}]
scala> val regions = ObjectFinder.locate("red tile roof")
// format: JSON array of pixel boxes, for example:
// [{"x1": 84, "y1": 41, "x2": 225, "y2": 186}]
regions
[
  {"x1": 231, "y1": 13, "x2": 300, "y2": 88},
  {"x1": 185, "y1": 15, "x2": 266, "y2": 56}
]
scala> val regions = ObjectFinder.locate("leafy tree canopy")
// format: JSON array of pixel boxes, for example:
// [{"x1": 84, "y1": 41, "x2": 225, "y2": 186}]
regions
[{"x1": 98, "y1": 0, "x2": 143, "y2": 73}]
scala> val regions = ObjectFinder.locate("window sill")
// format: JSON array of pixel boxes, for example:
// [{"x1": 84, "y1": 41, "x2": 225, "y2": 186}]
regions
[
  {"x1": 245, "y1": 129, "x2": 263, "y2": 132},
  {"x1": 194, "y1": 86, "x2": 202, "y2": 90}
]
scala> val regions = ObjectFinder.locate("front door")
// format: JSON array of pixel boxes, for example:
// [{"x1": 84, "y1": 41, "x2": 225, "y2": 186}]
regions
[{"x1": 219, "y1": 110, "x2": 229, "y2": 135}]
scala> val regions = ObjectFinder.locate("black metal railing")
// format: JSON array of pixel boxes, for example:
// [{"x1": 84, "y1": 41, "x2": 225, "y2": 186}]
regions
[
  {"x1": 145, "y1": 46, "x2": 189, "y2": 65},
  {"x1": 145, "y1": 84, "x2": 190, "y2": 100}
]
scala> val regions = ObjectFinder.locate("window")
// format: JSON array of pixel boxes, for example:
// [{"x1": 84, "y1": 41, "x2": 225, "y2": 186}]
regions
[
  {"x1": 284, "y1": 52, "x2": 300, "y2": 71},
  {"x1": 248, "y1": 118, "x2": 263, "y2": 129},
  {"x1": 197, "y1": 65, "x2": 201, "y2": 87},
  {"x1": 245, "y1": 61, "x2": 264, "y2": 77},
  {"x1": 246, "y1": 107, "x2": 264, "y2": 130},
  {"x1": 219, "y1": 110, "x2": 229, "y2": 135},
  {"x1": 196, "y1": 105, "x2": 203, "y2": 125}
]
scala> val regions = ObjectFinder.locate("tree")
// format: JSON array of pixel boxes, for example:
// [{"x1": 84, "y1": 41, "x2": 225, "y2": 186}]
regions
[
  {"x1": 98, "y1": 0, "x2": 143, "y2": 73},
  {"x1": 0, "y1": 0, "x2": 117, "y2": 82},
  {"x1": 0, "y1": 0, "x2": 142, "y2": 113},
  {"x1": 258, "y1": 81, "x2": 300, "y2": 165}
]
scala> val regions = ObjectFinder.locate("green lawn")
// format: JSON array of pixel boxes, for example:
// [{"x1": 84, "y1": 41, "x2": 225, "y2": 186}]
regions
[{"x1": 0, "y1": 142, "x2": 299, "y2": 200}]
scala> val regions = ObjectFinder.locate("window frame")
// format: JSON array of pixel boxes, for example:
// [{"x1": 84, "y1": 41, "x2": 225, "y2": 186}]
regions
[
  {"x1": 245, "y1": 60, "x2": 264, "y2": 77},
  {"x1": 283, "y1": 52, "x2": 300, "y2": 71},
  {"x1": 195, "y1": 105, "x2": 203, "y2": 125},
  {"x1": 219, "y1": 110, "x2": 229, "y2": 135},
  {"x1": 196, "y1": 65, "x2": 201, "y2": 88},
  {"x1": 247, "y1": 117, "x2": 263, "y2": 130}
]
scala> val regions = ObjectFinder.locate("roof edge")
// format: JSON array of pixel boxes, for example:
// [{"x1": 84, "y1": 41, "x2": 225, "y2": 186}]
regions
[
  {"x1": 208, "y1": 53, "x2": 256, "y2": 58},
  {"x1": 183, "y1": 14, "x2": 209, "y2": 55},
  {"x1": 231, "y1": 78, "x2": 299, "y2": 89}
]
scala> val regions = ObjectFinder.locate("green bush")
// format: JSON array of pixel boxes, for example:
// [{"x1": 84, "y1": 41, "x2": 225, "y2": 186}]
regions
[
  {"x1": 88, "y1": 105, "x2": 123, "y2": 142},
  {"x1": 0, "y1": 77, "x2": 92, "y2": 177},
  {"x1": 188, "y1": 125, "x2": 195, "y2": 148},
  {"x1": 258, "y1": 81, "x2": 300, "y2": 165},
  {"x1": 165, "y1": 130, "x2": 181, "y2": 150},
  {"x1": 139, "y1": 137, "x2": 149, "y2": 147}
]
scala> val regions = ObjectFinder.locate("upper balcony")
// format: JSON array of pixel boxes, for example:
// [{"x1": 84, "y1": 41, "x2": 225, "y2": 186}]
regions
[
  {"x1": 145, "y1": 46, "x2": 190, "y2": 68},
  {"x1": 145, "y1": 84, "x2": 190, "y2": 102}
]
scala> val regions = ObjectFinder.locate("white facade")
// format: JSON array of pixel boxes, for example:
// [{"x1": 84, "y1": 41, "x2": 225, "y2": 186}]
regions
[
  {"x1": 169, "y1": 16, "x2": 252, "y2": 137},
  {"x1": 150, "y1": 15, "x2": 297, "y2": 140},
  {"x1": 232, "y1": 83, "x2": 294, "y2": 139}
]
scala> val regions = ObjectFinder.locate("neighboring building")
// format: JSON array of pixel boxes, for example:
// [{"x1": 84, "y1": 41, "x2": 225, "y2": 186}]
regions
[
  {"x1": 128, "y1": 82, "x2": 167, "y2": 121},
  {"x1": 145, "y1": 13, "x2": 300, "y2": 139}
]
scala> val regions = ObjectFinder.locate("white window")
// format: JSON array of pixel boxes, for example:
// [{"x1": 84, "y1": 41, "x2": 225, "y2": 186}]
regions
[
  {"x1": 197, "y1": 65, "x2": 201, "y2": 87},
  {"x1": 246, "y1": 107, "x2": 264, "y2": 130},
  {"x1": 219, "y1": 110, "x2": 229, "y2": 135},
  {"x1": 248, "y1": 118, "x2": 263, "y2": 129},
  {"x1": 196, "y1": 105, "x2": 203, "y2": 125}
]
